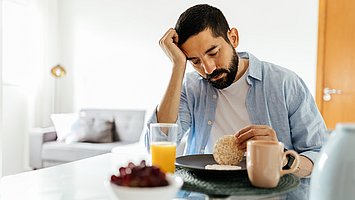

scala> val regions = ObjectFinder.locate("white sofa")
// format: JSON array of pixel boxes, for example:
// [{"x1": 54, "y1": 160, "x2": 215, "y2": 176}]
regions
[{"x1": 29, "y1": 109, "x2": 146, "y2": 169}]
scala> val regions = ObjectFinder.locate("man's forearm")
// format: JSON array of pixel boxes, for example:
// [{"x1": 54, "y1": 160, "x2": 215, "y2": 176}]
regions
[
  {"x1": 157, "y1": 63, "x2": 186, "y2": 123},
  {"x1": 293, "y1": 155, "x2": 313, "y2": 178}
]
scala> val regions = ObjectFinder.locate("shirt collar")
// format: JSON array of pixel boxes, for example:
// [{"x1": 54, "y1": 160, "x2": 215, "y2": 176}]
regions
[{"x1": 238, "y1": 51, "x2": 263, "y2": 83}]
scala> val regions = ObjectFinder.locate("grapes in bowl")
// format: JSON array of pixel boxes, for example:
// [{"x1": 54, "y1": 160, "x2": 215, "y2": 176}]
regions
[{"x1": 105, "y1": 160, "x2": 183, "y2": 200}]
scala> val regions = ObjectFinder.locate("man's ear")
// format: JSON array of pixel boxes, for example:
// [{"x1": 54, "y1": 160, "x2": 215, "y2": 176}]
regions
[{"x1": 228, "y1": 28, "x2": 239, "y2": 48}]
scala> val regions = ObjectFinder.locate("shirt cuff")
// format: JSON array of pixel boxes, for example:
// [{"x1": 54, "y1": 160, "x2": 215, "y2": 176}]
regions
[{"x1": 299, "y1": 151, "x2": 318, "y2": 165}]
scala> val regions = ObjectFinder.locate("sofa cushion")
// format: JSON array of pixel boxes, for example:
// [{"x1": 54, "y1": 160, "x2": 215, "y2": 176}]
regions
[
  {"x1": 65, "y1": 117, "x2": 114, "y2": 143},
  {"x1": 114, "y1": 113, "x2": 144, "y2": 142},
  {"x1": 50, "y1": 113, "x2": 79, "y2": 141},
  {"x1": 80, "y1": 109, "x2": 145, "y2": 142},
  {"x1": 42, "y1": 141, "x2": 131, "y2": 163}
]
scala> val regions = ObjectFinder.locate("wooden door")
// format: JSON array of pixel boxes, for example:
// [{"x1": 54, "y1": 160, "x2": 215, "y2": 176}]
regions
[{"x1": 316, "y1": 0, "x2": 355, "y2": 129}]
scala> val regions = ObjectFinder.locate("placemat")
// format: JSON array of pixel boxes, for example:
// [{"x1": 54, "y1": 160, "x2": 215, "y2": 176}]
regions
[{"x1": 175, "y1": 166, "x2": 300, "y2": 197}]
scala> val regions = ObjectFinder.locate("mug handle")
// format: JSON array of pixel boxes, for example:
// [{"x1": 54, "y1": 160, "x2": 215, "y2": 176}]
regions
[{"x1": 280, "y1": 150, "x2": 300, "y2": 176}]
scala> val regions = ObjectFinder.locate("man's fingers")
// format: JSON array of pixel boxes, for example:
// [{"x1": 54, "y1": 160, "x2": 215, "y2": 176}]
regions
[
  {"x1": 159, "y1": 28, "x2": 176, "y2": 46},
  {"x1": 237, "y1": 136, "x2": 272, "y2": 150},
  {"x1": 162, "y1": 28, "x2": 175, "y2": 39},
  {"x1": 234, "y1": 125, "x2": 278, "y2": 150},
  {"x1": 236, "y1": 125, "x2": 271, "y2": 136},
  {"x1": 235, "y1": 126, "x2": 252, "y2": 137},
  {"x1": 172, "y1": 32, "x2": 179, "y2": 44},
  {"x1": 235, "y1": 126, "x2": 277, "y2": 150},
  {"x1": 236, "y1": 129, "x2": 269, "y2": 144},
  {"x1": 159, "y1": 28, "x2": 187, "y2": 65}
]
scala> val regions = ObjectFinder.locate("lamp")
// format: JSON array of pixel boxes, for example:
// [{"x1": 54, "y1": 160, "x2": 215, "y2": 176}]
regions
[
  {"x1": 51, "y1": 65, "x2": 66, "y2": 78},
  {"x1": 50, "y1": 64, "x2": 66, "y2": 113}
]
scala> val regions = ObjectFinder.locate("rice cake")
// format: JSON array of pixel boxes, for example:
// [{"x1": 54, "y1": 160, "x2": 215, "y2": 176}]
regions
[{"x1": 213, "y1": 135, "x2": 244, "y2": 165}]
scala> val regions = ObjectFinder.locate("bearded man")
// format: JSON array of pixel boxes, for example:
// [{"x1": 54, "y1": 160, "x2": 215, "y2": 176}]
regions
[{"x1": 145, "y1": 4, "x2": 326, "y2": 178}]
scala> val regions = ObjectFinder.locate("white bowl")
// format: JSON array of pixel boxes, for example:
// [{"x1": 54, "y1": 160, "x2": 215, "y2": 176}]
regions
[{"x1": 105, "y1": 174, "x2": 183, "y2": 200}]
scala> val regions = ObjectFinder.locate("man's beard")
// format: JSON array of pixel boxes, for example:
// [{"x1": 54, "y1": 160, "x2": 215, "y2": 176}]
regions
[{"x1": 205, "y1": 49, "x2": 239, "y2": 89}]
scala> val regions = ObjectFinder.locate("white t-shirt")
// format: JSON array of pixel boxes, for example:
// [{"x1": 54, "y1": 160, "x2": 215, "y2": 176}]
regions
[{"x1": 205, "y1": 70, "x2": 251, "y2": 153}]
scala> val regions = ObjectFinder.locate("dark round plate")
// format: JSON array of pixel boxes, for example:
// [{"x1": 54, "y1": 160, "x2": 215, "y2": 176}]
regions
[{"x1": 175, "y1": 154, "x2": 247, "y2": 177}]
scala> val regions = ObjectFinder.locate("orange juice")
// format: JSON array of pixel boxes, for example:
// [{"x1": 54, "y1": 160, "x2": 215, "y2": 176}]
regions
[{"x1": 150, "y1": 142, "x2": 176, "y2": 173}]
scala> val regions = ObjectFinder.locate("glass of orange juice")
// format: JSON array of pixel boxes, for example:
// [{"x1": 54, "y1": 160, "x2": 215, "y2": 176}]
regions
[{"x1": 149, "y1": 123, "x2": 178, "y2": 174}]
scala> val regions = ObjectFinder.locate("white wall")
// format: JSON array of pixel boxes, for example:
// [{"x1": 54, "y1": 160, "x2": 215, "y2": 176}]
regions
[
  {"x1": 2, "y1": 0, "x2": 32, "y2": 176},
  {"x1": 29, "y1": 0, "x2": 59, "y2": 127},
  {"x1": 57, "y1": 0, "x2": 319, "y2": 116},
  {"x1": 1, "y1": 0, "x2": 59, "y2": 176}
]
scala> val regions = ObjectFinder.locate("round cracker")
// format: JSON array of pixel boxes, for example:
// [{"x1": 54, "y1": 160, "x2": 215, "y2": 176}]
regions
[{"x1": 213, "y1": 135, "x2": 244, "y2": 165}]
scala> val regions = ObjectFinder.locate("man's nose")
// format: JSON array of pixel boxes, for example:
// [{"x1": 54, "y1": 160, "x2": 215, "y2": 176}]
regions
[{"x1": 202, "y1": 58, "x2": 216, "y2": 74}]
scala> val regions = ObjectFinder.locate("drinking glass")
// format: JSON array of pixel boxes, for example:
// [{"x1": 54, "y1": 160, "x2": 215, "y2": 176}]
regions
[{"x1": 149, "y1": 123, "x2": 178, "y2": 173}]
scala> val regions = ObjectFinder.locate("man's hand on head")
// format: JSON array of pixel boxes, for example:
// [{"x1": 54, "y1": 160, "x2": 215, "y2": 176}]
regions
[
  {"x1": 234, "y1": 125, "x2": 278, "y2": 150},
  {"x1": 159, "y1": 28, "x2": 187, "y2": 67}
]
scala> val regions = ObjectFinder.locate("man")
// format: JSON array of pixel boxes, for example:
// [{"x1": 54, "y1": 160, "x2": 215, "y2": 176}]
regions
[{"x1": 146, "y1": 4, "x2": 326, "y2": 177}]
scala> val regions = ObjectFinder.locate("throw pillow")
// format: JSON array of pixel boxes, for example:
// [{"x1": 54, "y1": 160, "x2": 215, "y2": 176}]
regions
[
  {"x1": 114, "y1": 115, "x2": 142, "y2": 142},
  {"x1": 65, "y1": 117, "x2": 114, "y2": 143},
  {"x1": 51, "y1": 113, "x2": 79, "y2": 141}
]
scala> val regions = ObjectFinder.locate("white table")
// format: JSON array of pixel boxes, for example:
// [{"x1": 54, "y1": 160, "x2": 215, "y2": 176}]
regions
[
  {"x1": 0, "y1": 153, "x2": 310, "y2": 200},
  {"x1": 0, "y1": 153, "x2": 148, "y2": 200}
]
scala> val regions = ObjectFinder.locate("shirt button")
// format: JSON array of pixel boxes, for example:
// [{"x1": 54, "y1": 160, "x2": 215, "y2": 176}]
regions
[
  {"x1": 207, "y1": 120, "x2": 213, "y2": 125},
  {"x1": 213, "y1": 95, "x2": 217, "y2": 99}
]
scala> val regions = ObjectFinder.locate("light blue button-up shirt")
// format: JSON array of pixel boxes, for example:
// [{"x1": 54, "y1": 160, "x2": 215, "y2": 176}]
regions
[{"x1": 146, "y1": 52, "x2": 326, "y2": 163}]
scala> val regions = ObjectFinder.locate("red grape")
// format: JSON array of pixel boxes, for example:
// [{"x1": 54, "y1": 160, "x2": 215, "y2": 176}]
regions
[{"x1": 110, "y1": 160, "x2": 169, "y2": 187}]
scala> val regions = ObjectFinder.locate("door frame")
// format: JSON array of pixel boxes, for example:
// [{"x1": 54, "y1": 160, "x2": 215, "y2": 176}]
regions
[{"x1": 316, "y1": 0, "x2": 327, "y2": 112}]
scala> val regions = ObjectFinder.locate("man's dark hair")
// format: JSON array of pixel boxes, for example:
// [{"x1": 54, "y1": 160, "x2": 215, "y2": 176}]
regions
[{"x1": 175, "y1": 4, "x2": 231, "y2": 46}]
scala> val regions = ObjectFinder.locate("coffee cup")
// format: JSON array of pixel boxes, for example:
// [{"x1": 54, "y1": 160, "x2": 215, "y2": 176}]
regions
[{"x1": 246, "y1": 140, "x2": 300, "y2": 188}]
